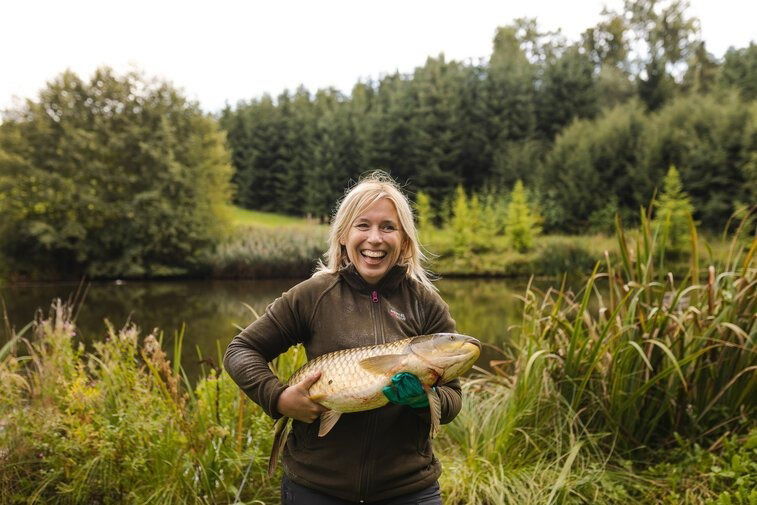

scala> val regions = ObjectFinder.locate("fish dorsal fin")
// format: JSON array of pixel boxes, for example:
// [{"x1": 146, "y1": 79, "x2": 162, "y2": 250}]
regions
[
  {"x1": 427, "y1": 387, "x2": 441, "y2": 439},
  {"x1": 358, "y1": 354, "x2": 405, "y2": 375},
  {"x1": 268, "y1": 416, "x2": 290, "y2": 476},
  {"x1": 318, "y1": 410, "x2": 343, "y2": 437}
]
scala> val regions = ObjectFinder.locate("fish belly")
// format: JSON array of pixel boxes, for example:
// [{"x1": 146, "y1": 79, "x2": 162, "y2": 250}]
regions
[{"x1": 312, "y1": 367, "x2": 389, "y2": 412}]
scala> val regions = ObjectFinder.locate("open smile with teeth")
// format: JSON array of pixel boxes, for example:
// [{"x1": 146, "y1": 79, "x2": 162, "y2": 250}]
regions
[{"x1": 361, "y1": 250, "x2": 387, "y2": 263}]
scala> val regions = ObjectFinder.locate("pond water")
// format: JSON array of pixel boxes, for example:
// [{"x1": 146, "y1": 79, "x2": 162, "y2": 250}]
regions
[{"x1": 1, "y1": 277, "x2": 548, "y2": 381}]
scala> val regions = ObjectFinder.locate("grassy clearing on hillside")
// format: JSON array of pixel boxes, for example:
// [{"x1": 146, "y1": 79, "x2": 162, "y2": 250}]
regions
[{"x1": 228, "y1": 206, "x2": 325, "y2": 228}]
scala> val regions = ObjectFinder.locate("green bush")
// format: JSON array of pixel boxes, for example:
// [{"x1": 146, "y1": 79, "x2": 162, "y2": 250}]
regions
[
  {"x1": 652, "y1": 165, "x2": 696, "y2": 257},
  {"x1": 641, "y1": 92, "x2": 755, "y2": 231},
  {"x1": 539, "y1": 93, "x2": 756, "y2": 233},
  {"x1": 532, "y1": 236, "x2": 601, "y2": 275},
  {"x1": 450, "y1": 185, "x2": 474, "y2": 258},
  {"x1": 0, "y1": 67, "x2": 233, "y2": 279},
  {"x1": 539, "y1": 100, "x2": 647, "y2": 232}
]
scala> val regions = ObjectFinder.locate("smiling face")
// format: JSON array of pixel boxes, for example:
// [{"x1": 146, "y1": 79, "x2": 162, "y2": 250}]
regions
[{"x1": 340, "y1": 197, "x2": 404, "y2": 285}]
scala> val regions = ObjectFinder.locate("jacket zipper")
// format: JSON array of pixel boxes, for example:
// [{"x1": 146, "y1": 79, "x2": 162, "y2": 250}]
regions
[
  {"x1": 359, "y1": 289, "x2": 382, "y2": 501},
  {"x1": 370, "y1": 290, "x2": 386, "y2": 344}
]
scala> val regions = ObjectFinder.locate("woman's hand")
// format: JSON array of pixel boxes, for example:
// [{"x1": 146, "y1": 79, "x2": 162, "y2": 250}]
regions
[{"x1": 276, "y1": 371, "x2": 329, "y2": 423}]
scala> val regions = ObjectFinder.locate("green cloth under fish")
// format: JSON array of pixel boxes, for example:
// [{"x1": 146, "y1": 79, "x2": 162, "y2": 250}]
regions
[{"x1": 382, "y1": 372, "x2": 430, "y2": 408}]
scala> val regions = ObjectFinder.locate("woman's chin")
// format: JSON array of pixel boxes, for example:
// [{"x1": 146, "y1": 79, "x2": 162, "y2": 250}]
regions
[{"x1": 356, "y1": 261, "x2": 388, "y2": 284}]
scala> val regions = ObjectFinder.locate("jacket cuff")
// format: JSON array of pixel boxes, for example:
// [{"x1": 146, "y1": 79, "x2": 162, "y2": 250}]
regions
[{"x1": 266, "y1": 381, "x2": 289, "y2": 420}]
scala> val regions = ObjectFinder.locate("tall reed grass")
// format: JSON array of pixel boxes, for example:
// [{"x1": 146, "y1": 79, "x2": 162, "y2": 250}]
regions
[
  {"x1": 436, "y1": 210, "x2": 755, "y2": 503},
  {"x1": 209, "y1": 225, "x2": 327, "y2": 279}
]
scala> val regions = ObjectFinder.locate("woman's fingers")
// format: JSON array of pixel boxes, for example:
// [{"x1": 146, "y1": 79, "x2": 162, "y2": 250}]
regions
[
  {"x1": 277, "y1": 371, "x2": 328, "y2": 422},
  {"x1": 297, "y1": 371, "x2": 322, "y2": 390}
]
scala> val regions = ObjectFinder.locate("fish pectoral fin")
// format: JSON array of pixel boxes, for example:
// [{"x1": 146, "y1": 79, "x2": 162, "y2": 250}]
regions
[
  {"x1": 427, "y1": 387, "x2": 441, "y2": 439},
  {"x1": 308, "y1": 393, "x2": 326, "y2": 402},
  {"x1": 358, "y1": 354, "x2": 405, "y2": 375},
  {"x1": 318, "y1": 410, "x2": 342, "y2": 437}
]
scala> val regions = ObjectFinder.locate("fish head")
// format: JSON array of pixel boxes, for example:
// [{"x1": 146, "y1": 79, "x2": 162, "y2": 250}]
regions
[{"x1": 409, "y1": 333, "x2": 481, "y2": 383}]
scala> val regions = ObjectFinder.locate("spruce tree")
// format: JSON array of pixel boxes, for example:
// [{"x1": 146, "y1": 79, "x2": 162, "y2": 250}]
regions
[
  {"x1": 504, "y1": 180, "x2": 542, "y2": 252},
  {"x1": 409, "y1": 55, "x2": 465, "y2": 199},
  {"x1": 414, "y1": 191, "x2": 434, "y2": 232},
  {"x1": 652, "y1": 165, "x2": 695, "y2": 256},
  {"x1": 450, "y1": 185, "x2": 473, "y2": 257}
]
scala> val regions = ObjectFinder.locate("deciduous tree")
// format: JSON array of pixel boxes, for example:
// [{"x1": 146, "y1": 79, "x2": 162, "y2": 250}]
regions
[{"x1": 0, "y1": 68, "x2": 232, "y2": 278}]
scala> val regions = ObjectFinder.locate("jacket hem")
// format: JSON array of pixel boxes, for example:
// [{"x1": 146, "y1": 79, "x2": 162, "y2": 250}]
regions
[{"x1": 284, "y1": 464, "x2": 442, "y2": 503}]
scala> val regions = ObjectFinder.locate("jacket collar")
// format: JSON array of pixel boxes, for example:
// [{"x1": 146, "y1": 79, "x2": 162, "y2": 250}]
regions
[{"x1": 339, "y1": 263, "x2": 407, "y2": 294}]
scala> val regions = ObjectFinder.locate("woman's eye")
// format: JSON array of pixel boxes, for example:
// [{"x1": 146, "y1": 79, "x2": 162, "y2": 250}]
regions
[
  {"x1": 355, "y1": 223, "x2": 369, "y2": 230},
  {"x1": 382, "y1": 225, "x2": 397, "y2": 232}
]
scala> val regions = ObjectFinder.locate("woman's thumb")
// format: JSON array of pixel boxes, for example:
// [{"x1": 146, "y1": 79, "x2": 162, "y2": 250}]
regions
[{"x1": 298, "y1": 371, "x2": 321, "y2": 390}]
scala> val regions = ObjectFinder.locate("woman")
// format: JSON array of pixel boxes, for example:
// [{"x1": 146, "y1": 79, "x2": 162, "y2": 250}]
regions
[{"x1": 224, "y1": 171, "x2": 460, "y2": 504}]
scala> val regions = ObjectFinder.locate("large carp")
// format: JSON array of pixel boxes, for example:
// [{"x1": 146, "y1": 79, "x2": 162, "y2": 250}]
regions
[{"x1": 269, "y1": 332, "x2": 481, "y2": 475}]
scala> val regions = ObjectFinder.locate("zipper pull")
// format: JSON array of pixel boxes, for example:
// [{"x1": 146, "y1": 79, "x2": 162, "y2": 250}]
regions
[{"x1": 371, "y1": 290, "x2": 379, "y2": 303}]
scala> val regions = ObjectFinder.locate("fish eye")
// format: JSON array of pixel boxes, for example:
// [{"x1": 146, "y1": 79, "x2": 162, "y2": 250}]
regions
[{"x1": 449, "y1": 336, "x2": 455, "y2": 340}]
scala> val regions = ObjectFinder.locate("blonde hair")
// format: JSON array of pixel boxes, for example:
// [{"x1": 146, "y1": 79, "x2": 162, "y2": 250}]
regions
[{"x1": 314, "y1": 171, "x2": 437, "y2": 292}]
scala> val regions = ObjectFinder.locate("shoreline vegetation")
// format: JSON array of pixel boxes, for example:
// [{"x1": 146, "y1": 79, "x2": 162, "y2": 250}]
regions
[
  {"x1": 193, "y1": 205, "x2": 738, "y2": 281},
  {"x1": 2, "y1": 205, "x2": 738, "y2": 285},
  {"x1": 1, "y1": 216, "x2": 754, "y2": 504}
]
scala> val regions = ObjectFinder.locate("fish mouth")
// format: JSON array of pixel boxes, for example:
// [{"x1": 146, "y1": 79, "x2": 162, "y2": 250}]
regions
[
  {"x1": 462, "y1": 336, "x2": 481, "y2": 350},
  {"x1": 441, "y1": 334, "x2": 481, "y2": 354}
]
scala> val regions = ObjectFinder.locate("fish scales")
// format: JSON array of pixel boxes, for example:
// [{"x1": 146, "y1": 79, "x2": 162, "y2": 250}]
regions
[{"x1": 289, "y1": 338, "x2": 413, "y2": 412}]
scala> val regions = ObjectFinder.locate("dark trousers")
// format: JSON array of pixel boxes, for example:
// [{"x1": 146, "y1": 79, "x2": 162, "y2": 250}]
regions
[{"x1": 281, "y1": 475, "x2": 442, "y2": 505}]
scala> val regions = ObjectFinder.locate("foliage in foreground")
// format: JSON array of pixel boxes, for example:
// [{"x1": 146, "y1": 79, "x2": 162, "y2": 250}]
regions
[
  {"x1": 0, "y1": 304, "x2": 279, "y2": 504},
  {"x1": 0, "y1": 214, "x2": 753, "y2": 504}
]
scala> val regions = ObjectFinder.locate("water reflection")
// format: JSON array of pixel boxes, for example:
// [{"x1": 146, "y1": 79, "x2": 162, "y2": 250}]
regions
[
  {"x1": 1, "y1": 277, "x2": 540, "y2": 381},
  {"x1": 438, "y1": 278, "x2": 530, "y2": 368}
]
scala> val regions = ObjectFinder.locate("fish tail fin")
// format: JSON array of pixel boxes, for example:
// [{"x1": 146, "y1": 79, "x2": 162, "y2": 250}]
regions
[{"x1": 268, "y1": 416, "x2": 290, "y2": 477}]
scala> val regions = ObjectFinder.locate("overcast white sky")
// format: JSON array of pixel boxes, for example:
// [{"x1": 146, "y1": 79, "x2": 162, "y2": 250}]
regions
[{"x1": 2, "y1": 0, "x2": 755, "y2": 114}]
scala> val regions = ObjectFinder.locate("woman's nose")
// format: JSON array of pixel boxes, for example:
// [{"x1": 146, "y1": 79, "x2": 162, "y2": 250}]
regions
[{"x1": 367, "y1": 226, "x2": 382, "y2": 243}]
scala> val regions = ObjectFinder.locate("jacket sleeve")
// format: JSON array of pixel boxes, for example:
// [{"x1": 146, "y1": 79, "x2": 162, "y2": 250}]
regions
[
  {"x1": 421, "y1": 287, "x2": 462, "y2": 425},
  {"x1": 223, "y1": 289, "x2": 308, "y2": 419}
]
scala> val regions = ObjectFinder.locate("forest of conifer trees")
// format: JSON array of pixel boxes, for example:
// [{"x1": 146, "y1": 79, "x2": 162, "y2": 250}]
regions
[{"x1": 220, "y1": 1, "x2": 756, "y2": 233}]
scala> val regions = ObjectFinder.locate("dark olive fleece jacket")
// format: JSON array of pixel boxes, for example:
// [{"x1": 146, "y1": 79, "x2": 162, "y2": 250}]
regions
[{"x1": 223, "y1": 264, "x2": 462, "y2": 503}]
